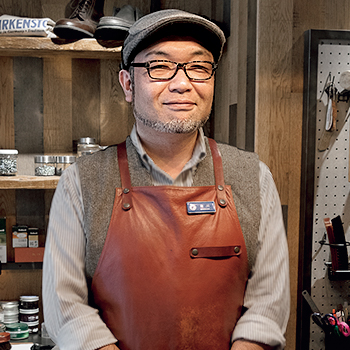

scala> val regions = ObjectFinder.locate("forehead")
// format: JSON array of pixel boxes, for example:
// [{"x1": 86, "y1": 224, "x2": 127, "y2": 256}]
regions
[{"x1": 134, "y1": 37, "x2": 214, "y2": 62}]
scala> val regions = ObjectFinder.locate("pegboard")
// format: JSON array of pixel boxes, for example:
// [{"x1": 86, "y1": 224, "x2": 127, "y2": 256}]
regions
[{"x1": 309, "y1": 41, "x2": 350, "y2": 349}]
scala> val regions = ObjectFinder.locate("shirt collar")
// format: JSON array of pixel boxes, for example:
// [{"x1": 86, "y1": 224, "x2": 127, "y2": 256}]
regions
[{"x1": 129, "y1": 124, "x2": 207, "y2": 184}]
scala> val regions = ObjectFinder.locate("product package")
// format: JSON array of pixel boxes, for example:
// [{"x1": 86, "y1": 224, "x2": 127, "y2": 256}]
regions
[
  {"x1": 12, "y1": 225, "x2": 28, "y2": 248},
  {"x1": 0, "y1": 15, "x2": 56, "y2": 38},
  {"x1": 0, "y1": 218, "x2": 6, "y2": 263}
]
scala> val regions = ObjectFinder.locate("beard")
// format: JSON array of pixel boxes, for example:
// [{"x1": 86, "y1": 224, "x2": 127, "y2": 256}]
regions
[{"x1": 133, "y1": 108, "x2": 210, "y2": 134}]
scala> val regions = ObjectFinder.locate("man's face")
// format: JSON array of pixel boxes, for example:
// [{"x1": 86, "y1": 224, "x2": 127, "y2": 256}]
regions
[{"x1": 121, "y1": 38, "x2": 215, "y2": 134}]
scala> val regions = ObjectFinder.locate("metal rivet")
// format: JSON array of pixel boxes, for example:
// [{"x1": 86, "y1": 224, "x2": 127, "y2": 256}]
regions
[
  {"x1": 192, "y1": 248, "x2": 199, "y2": 256},
  {"x1": 219, "y1": 199, "x2": 226, "y2": 206},
  {"x1": 123, "y1": 203, "x2": 130, "y2": 209},
  {"x1": 234, "y1": 246, "x2": 240, "y2": 254},
  {"x1": 218, "y1": 185, "x2": 224, "y2": 191},
  {"x1": 123, "y1": 188, "x2": 130, "y2": 194}
]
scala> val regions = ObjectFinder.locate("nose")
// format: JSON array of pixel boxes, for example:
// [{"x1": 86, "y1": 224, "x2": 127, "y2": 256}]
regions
[{"x1": 168, "y1": 67, "x2": 192, "y2": 92}]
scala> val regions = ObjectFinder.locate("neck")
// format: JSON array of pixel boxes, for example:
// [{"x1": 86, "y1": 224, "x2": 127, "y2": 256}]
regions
[{"x1": 135, "y1": 122, "x2": 199, "y2": 179}]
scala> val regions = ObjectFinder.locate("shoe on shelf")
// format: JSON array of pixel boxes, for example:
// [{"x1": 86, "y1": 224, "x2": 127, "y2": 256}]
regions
[
  {"x1": 95, "y1": 4, "x2": 142, "y2": 41},
  {"x1": 54, "y1": 0, "x2": 105, "y2": 39}
]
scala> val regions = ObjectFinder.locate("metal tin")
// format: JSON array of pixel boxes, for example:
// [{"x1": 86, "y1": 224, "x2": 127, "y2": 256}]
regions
[
  {"x1": 19, "y1": 296, "x2": 39, "y2": 310},
  {"x1": 34, "y1": 156, "x2": 56, "y2": 176},
  {"x1": 0, "y1": 149, "x2": 18, "y2": 176},
  {"x1": 20, "y1": 320, "x2": 39, "y2": 334},
  {"x1": 19, "y1": 308, "x2": 39, "y2": 323},
  {"x1": 5, "y1": 322, "x2": 29, "y2": 339}
]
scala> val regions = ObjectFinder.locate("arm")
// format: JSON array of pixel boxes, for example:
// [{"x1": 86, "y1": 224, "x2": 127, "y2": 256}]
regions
[
  {"x1": 231, "y1": 162, "x2": 290, "y2": 349},
  {"x1": 43, "y1": 164, "x2": 118, "y2": 350}
]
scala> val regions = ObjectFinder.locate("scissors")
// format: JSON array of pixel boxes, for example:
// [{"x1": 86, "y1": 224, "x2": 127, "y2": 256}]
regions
[
  {"x1": 324, "y1": 314, "x2": 350, "y2": 337},
  {"x1": 311, "y1": 312, "x2": 333, "y2": 333}
]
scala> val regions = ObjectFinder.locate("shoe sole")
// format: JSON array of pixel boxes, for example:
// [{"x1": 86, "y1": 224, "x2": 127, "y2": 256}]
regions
[{"x1": 54, "y1": 24, "x2": 94, "y2": 39}]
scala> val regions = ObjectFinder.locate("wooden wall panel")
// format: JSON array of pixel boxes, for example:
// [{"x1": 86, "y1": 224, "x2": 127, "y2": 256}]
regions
[
  {"x1": 72, "y1": 58, "x2": 100, "y2": 144},
  {"x1": 14, "y1": 57, "x2": 44, "y2": 154},
  {"x1": 100, "y1": 59, "x2": 134, "y2": 146},
  {"x1": 43, "y1": 56, "x2": 72, "y2": 153},
  {"x1": 0, "y1": 56, "x2": 15, "y2": 149}
]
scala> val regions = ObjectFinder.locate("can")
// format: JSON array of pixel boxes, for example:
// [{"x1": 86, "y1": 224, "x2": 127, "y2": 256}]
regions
[
  {"x1": 19, "y1": 296, "x2": 39, "y2": 310},
  {"x1": 19, "y1": 308, "x2": 39, "y2": 323}
]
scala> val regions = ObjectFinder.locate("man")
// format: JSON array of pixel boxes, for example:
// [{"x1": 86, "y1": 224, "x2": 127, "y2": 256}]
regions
[{"x1": 43, "y1": 9, "x2": 290, "y2": 350}]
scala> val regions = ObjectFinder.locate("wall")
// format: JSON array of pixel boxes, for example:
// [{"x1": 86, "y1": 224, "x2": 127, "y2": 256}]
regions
[{"x1": 213, "y1": 1, "x2": 350, "y2": 349}]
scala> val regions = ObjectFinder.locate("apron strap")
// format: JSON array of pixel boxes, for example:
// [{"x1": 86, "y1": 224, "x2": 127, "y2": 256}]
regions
[
  {"x1": 208, "y1": 138, "x2": 228, "y2": 208},
  {"x1": 117, "y1": 138, "x2": 228, "y2": 210},
  {"x1": 117, "y1": 141, "x2": 133, "y2": 211}
]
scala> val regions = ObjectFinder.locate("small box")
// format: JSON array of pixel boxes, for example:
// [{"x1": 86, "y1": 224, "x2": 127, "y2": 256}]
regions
[
  {"x1": 0, "y1": 217, "x2": 6, "y2": 263},
  {"x1": 28, "y1": 228, "x2": 39, "y2": 248},
  {"x1": 14, "y1": 247, "x2": 45, "y2": 262},
  {"x1": 12, "y1": 225, "x2": 28, "y2": 248}
]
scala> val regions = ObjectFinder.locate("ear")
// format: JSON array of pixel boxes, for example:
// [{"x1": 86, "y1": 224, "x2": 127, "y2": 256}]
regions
[{"x1": 119, "y1": 69, "x2": 133, "y2": 103}]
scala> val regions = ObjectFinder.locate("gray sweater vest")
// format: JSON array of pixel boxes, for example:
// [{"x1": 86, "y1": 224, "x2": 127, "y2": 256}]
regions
[{"x1": 78, "y1": 137, "x2": 261, "y2": 284}]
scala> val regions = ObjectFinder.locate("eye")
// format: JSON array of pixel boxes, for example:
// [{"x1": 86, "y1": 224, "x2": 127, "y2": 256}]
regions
[{"x1": 149, "y1": 61, "x2": 174, "y2": 70}]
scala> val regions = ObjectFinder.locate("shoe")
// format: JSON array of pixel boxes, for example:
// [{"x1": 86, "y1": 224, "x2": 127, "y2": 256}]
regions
[
  {"x1": 64, "y1": 0, "x2": 80, "y2": 18},
  {"x1": 95, "y1": 5, "x2": 142, "y2": 40},
  {"x1": 54, "y1": 0, "x2": 105, "y2": 39}
]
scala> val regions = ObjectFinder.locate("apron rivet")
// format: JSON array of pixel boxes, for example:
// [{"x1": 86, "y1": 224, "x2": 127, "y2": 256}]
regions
[
  {"x1": 123, "y1": 203, "x2": 130, "y2": 209},
  {"x1": 218, "y1": 185, "x2": 224, "y2": 191},
  {"x1": 234, "y1": 246, "x2": 240, "y2": 254},
  {"x1": 192, "y1": 248, "x2": 199, "y2": 256},
  {"x1": 123, "y1": 188, "x2": 130, "y2": 194},
  {"x1": 219, "y1": 199, "x2": 226, "y2": 206}
]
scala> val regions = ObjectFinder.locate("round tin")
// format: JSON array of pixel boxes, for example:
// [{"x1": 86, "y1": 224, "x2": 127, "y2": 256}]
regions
[
  {"x1": 20, "y1": 320, "x2": 39, "y2": 334},
  {"x1": 19, "y1": 308, "x2": 39, "y2": 322},
  {"x1": 19, "y1": 296, "x2": 39, "y2": 310},
  {"x1": 5, "y1": 322, "x2": 29, "y2": 339}
]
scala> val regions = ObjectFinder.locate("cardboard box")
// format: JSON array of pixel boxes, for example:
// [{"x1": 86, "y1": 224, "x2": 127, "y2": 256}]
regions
[
  {"x1": 14, "y1": 247, "x2": 45, "y2": 262},
  {"x1": 12, "y1": 225, "x2": 28, "y2": 248}
]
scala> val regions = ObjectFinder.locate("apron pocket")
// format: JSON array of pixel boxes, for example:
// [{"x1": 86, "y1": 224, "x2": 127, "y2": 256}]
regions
[{"x1": 190, "y1": 245, "x2": 241, "y2": 259}]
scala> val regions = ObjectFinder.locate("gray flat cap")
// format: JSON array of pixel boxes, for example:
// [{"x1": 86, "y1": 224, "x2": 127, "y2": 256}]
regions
[{"x1": 121, "y1": 9, "x2": 226, "y2": 69}]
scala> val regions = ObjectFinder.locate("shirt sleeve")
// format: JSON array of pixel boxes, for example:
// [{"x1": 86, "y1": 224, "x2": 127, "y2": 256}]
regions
[
  {"x1": 42, "y1": 163, "x2": 118, "y2": 350},
  {"x1": 231, "y1": 161, "x2": 290, "y2": 349}
]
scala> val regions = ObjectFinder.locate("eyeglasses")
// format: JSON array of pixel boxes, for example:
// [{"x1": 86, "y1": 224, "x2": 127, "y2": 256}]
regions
[{"x1": 130, "y1": 60, "x2": 218, "y2": 81}]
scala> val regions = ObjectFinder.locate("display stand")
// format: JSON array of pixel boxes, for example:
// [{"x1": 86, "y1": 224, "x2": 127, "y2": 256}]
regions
[{"x1": 298, "y1": 30, "x2": 350, "y2": 350}]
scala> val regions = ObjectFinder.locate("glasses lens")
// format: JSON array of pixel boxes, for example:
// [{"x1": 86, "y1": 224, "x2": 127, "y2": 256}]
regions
[
  {"x1": 148, "y1": 61, "x2": 177, "y2": 79},
  {"x1": 186, "y1": 62, "x2": 214, "y2": 80}
]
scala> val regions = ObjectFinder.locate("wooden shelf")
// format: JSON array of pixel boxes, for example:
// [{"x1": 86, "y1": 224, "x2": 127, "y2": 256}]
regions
[
  {"x1": 0, "y1": 175, "x2": 59, "y2": 189},
  {"x1": 0, "y1": 37, "x2": 122, "y2": 59}
]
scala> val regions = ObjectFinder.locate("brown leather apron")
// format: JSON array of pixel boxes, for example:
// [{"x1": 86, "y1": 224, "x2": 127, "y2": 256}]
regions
[{"x1": 91, "y1": 139, "x2": 249, "y2": 350}]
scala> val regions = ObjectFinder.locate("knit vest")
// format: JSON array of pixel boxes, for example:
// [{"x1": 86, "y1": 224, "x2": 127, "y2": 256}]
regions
[{"x1": 77, "y1": 137, "x2": 261, "y2": 286}]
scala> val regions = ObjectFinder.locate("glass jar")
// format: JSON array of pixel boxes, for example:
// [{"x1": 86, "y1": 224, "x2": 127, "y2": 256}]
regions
[
  {"x1": 0, "y1": 149, "x2": 18, "y2": 176},
  {"x1": 56, "y1": 156, "x2": 76, "y2": 175},
  {"x1": 34, "y1": 156, "x2": 56, "y2": 176},
  {"x1": 77, "y1": 138, "x2": 101, "y2": 157}
]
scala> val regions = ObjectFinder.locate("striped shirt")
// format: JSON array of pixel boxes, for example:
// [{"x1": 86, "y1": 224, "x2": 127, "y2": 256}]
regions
[{"x1": 43, "y1": 127, "x2": 290, "y2": 350}]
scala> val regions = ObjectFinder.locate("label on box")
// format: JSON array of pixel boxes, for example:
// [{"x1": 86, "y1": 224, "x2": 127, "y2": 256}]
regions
[
  {"x1": 28, "y1": 235, "x2": 38, "y2": 248},
  {"x1": 13, "y1": 226, "x2": 28, "y2": 248},
  {"x1": 0, "y1": 234, "x2": 6, "y2": 263}
]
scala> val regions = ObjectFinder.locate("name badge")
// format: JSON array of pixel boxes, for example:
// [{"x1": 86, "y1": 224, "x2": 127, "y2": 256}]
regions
[{"x1": 186, "y1": 201, "x2": 216, "y2": 215}]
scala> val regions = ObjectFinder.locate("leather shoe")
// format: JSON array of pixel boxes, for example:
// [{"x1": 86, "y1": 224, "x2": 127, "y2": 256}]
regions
[
  {"x1": 54, "y1": 0, "x2": 105, "y2": 39},
  {"x1": 95, "y1": 5, "x2": 142, "y2": 40}
]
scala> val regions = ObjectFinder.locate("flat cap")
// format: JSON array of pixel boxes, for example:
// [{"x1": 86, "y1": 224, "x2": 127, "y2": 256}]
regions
[{"x1": 121, "y1": 9, "x2": 226, "y2": 69}]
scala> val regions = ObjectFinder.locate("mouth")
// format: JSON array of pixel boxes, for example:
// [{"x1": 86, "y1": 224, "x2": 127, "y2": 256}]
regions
[{"x1": 163, "y1": 101, "x2": 196, "y2": 110}]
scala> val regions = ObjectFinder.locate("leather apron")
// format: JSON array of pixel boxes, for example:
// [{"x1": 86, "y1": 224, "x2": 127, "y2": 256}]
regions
[{"x1": 91, "y1": 139, "x2": 249, "y2": 350}]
